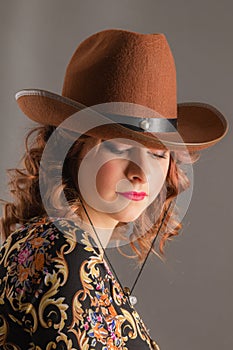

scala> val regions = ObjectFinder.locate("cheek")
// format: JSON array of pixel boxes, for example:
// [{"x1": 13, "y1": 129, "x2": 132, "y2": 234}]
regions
[
  {"x1": 161, "y1": 159, "x2": 170, "y2": 178},
  {"x1": 149, "y1": 160, "x2": 170, "y2": 197},
  {"x1": 96, "y1": 161, "x2": 119, "y2": 191}
]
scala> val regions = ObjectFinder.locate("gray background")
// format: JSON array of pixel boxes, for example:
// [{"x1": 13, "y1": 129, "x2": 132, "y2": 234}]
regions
[{"x1": 0, "y1": 1, "x2": 232, "y2": 349}]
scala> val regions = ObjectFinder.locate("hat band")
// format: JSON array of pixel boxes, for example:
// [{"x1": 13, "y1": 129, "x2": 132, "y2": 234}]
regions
[{"x1": 103, "y1": 113, "x2": 177, "y2": 132}]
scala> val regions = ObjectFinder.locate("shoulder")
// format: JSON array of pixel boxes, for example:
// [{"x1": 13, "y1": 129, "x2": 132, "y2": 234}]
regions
[
  {"x1": 1, "y1": 216, "x2": 83, "y2": 253},
  {"x1": 0, "y1": 217, "x2": 103, "y2": 347},
  {"x1": 0, "y1": 216, "x2": 99, "y2": 299},
  {"x1": 0, "y1": 215, "x2": 97, "y2": 274}
]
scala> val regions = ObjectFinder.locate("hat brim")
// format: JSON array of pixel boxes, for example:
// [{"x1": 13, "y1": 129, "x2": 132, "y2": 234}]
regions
[{"x1": 15, "y1": 89, "x2": 229, "y2": 152}]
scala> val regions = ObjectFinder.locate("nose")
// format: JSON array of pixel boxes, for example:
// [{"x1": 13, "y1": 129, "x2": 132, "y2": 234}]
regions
[{"x1": 125, "y1": 148, "x2": 150, "y2": 184}]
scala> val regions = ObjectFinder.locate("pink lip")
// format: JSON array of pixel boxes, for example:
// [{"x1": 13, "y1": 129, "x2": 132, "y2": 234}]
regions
[{"x1": 117, "y1": 191, "x2": 148, "y2": 201}]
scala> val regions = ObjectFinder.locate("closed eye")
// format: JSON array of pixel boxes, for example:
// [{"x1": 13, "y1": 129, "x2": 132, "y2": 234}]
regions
[
  {"x1": 101, "y1": 142, "x2": 124, "y2": 154},
  {"x1": 149, "y1": 152, "x2": 168, "y2": 159},
  {"x1": 103, "y1": 141, "x2": 168, "y2": 159}
]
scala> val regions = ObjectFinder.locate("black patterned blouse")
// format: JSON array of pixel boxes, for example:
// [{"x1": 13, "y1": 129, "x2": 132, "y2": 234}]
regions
[{"x1": 0, "y1": 216, "x2": 160, "y2": 349}]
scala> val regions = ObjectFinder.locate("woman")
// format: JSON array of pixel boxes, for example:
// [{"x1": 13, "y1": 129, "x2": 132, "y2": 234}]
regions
[{"x1": 0, "y1": 29, "x2": 228, "y2": 349}]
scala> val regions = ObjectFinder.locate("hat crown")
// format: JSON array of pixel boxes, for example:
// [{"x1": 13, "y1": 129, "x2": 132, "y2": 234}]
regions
[{"x1": 62, "y1": 29, "x2": 177, "y2": 119}]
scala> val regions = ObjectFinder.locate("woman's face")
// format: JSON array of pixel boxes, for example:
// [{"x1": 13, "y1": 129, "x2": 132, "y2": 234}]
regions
[{"x1": 77, "y1": 138, "x2": 170, "y2": 229}]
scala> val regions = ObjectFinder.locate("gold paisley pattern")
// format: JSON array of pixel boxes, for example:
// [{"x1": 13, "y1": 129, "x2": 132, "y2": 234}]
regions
[{"x1": 0, "y1": 216, "x2": 159, "y2": 349}]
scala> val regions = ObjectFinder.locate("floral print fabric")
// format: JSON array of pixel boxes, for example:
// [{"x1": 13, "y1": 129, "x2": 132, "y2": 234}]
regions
[{"x1": 0, "y1": 216, "x2": 158, "y2": 349}]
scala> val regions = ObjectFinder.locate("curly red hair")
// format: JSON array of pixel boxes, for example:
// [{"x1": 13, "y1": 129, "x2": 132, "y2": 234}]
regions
[{"x1": 0, "y1": 125, "x2": 201, "y2": 263}]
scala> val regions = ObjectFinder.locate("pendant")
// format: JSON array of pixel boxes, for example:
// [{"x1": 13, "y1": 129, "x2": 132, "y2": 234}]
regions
[
  {"x1": 123, "y1": 286, "x2": 137, "y2": 306},
  {"x1": 129, "y1": 295, "x2": 137, "y2": 306}
]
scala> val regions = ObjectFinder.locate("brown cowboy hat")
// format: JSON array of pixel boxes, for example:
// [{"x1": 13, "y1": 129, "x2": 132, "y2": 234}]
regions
[{"x1": 15, "y1": 28, "x2": 228, "y2": 152}]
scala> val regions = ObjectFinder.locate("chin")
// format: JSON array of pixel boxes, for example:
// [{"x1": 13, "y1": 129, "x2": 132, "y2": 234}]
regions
[{"x1": 113, "y1": 208, "x2": 144, "y2": 223}]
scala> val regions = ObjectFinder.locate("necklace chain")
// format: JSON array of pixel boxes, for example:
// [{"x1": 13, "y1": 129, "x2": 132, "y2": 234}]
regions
[{"x1": 78, "y1": 196, "x2": 172, "y2": 297}]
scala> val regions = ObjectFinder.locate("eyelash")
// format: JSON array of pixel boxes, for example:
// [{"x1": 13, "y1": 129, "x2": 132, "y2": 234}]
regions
[{"x1": 104, "y1": 143, "x2": 167, "y2": 159}]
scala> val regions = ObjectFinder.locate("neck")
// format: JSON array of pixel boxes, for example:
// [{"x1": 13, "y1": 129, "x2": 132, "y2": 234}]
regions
[
  {"x1": 71, "y1": 199, "x2": 119, "y2": 250},
  {"x1": 80, "y1": 218, "x2": 113, "y2": 248}
]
